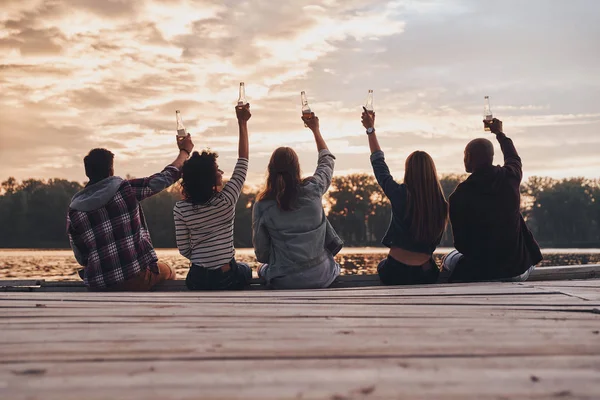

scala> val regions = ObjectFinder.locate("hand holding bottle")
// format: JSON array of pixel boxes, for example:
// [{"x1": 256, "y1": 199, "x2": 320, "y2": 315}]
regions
[
  {"x1": 302, "y1": 112, "x2": 319, "y2": 132},
  {"x1": 236, "y1": 103, "x2": 251, "y2": 123},
  {"x1": 361, "y1": 106, "x2": 375, "y2": 131},
  {"x1": 484, "y1": 118, "x2": 503, "y2": 135},
  {"x1": 177, "y1": 133, "x2": 194, "y2": 155}
]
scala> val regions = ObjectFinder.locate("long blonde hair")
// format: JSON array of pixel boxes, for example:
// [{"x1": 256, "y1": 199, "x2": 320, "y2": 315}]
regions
[
  {"x1": 257, "y1": 147, "x2": 302, "y2": 211},
  {"x1": 403, "y1": 151, "x2": 449, "y2": 244}
]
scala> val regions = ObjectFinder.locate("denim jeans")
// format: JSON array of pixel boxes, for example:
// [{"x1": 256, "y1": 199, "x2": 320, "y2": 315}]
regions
[{"x1": 186, "y1": 259, "x2": 252, "y2": 291}]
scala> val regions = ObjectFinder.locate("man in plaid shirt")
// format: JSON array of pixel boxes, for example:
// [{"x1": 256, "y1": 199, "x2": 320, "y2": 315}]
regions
[{"x1": 67, "y1": 135, "x2": 194, "y2": 291}]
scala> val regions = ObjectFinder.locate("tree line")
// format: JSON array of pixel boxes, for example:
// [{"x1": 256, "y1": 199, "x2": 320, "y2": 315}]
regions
[{"x1": 0, "y1": 174, "x2": 598, "y2": 249}]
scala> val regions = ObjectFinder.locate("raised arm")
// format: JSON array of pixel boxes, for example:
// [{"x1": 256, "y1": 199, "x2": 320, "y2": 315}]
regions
[
  {"x1": 302, "y1": 113, "x2": 335, "y2": 193},
  {"x1": 236, "y1": 104, "x2": 250, "y2": 159},
  {"x1": 302, "y1": 112, "x2": 328, "y2": 151},
  {"x1": 362, "y1": 107, "x2": 381, "y2": 154},
  {"x1": 128, "y1": 134, "x2": 194, "y2": 202},
  {"x1": 220, "y1": 106, "x2": 251, "y2": 205},
  {"x1": 361, "y1": 108, "x2": 401, "y2": 197},
  {"x1": 488, "y1": 118, "x2": 522, "y2": 182}
]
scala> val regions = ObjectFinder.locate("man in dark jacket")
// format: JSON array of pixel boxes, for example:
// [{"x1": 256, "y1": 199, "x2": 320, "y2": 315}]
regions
[{"x1": 443, "y1": 118, "x2": 542, "y2": 282}]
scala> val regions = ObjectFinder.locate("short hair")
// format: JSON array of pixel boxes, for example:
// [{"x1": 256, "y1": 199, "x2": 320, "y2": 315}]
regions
[
  {"x1": 181, "y1": 150, "x2": 219, "y2": 205},
  {"x1": 465, "y1": 139, "x2": 494, "y2": 170},
  {"x1": 84, "y1": 148, "x2": 114, "y2": 183}
]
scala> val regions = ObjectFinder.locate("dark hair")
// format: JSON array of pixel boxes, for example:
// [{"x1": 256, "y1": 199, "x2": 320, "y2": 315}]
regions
[
  {"x1": 84, "y1": 148, "x2": 114, "y2": 183},
  {"x1": 257, "y1": 147, "x2": 302, "y2": 211},
  {"x1": 181, "y1": 150, "x2": 219, "y2": 205},
  {"x1": 403, "y1": 151, "x2": 449, "y2": 245},
  {"x1": 466, "y1": 138, "x2": 494, "y2": 170}
]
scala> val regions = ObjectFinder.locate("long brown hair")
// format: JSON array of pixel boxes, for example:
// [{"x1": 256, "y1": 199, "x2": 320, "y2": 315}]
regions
[
  {"x1": 257, "y1": 147, "x2": 302, "y2": 211},
  {"x1": 403, "y1": 151, "x2": 449, "y2": 244}
]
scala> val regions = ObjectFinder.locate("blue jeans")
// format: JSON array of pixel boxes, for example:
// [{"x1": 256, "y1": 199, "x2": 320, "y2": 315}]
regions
[{"x1": 186, "y1": 259, "x2": 252, "y2": 291}]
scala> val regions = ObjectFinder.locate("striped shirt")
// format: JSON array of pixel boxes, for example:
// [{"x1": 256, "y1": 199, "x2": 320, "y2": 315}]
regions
[{"x1": 173, "y1": 158, "x2": 248, "y2": 269}]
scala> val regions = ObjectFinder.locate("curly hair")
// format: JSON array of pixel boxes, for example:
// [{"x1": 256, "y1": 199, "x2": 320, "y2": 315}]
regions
[{"x1": 180, "y1": 150, "x2": 219, "y2": 205}]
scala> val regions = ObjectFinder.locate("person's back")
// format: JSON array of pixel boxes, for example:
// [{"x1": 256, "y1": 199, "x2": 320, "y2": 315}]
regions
[
  {"x1": 174, "y1": 105, "x2": 252, "y2": 291},
  {"x1": 445, "y1": 118, "x2": 542, "y2": 282},
  {"x1": 360, "y1": 108, "x2": 448, "y2": 285},
  {"x1": 67, "y1": 136, "x2": 194, "y2": 291},
  {"x1": 254, "y1": 175, "x2": 338, "y2": 271},
  {"x1": 253, "y1": 113, "x2": 342, "y2": 289}
]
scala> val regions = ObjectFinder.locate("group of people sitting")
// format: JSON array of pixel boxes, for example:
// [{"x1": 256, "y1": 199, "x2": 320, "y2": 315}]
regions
[{"x1": 66, "y1": 105, "x2": 542, "y2": 291}]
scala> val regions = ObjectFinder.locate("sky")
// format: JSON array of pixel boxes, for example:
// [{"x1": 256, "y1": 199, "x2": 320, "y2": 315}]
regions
[{"x1": 1, "y1": 0, "x2": 599, "y2": 187}]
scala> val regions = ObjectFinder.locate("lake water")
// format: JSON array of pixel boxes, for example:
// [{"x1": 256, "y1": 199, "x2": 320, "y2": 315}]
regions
[{"x1": 1, "y1": 248, "x2": 599, "y2": 281}]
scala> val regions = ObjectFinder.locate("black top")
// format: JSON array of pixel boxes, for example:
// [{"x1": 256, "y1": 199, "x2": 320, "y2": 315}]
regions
[
  {"x1": 370, "y1": 151, "x2": 442, "y2": 255},
  {"x1": 449, "y1": 132, "x2": 543, "y2": 281}
]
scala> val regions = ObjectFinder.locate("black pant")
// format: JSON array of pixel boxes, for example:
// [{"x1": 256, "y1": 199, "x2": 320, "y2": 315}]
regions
[
  {"x1": 377, "y1": 256, "x2": 439, "y2": 285},
  {"x1": 186, "y1": 259, "x2": 252, "y2": 291}
]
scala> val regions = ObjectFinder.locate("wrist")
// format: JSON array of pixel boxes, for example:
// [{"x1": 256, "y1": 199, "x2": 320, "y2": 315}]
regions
[
  {"x1": 366, "y1": 127, "x2": 375, "y2": 135},
  {"x1": 180, "y1": 148, "x2": 190, "y2": 156}
]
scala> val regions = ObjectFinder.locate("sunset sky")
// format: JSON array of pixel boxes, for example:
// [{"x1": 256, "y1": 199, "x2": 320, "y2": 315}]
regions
[{"x1": 1, "y1": 0, "x2": 599, "y2": 187}]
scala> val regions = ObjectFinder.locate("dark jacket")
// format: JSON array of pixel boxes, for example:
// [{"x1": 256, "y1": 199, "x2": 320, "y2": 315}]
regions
[
  {"x1": 370, "y1": 151, "x2": 442, "y2": 255},
  {"x1": 449, "y1": 133, "x2": 542, "y2": 281}
]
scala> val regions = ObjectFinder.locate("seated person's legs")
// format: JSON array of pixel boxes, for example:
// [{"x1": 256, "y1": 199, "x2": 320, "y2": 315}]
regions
[
  {"x1": 439, "y1": 250, "x2": 463, "y2": 283},
  {"x1": 504, "y1": 265, "x2": 536, "y2": 282},
  {"x1": 106, "y1": 260, "x2": 174, "y2": 292},
  {"x1": 186, "y1": 259, "x2": 251, "y2": 291},
  {"x1": 257, "y1": 264, "x2": 268, "y2": 279},
  {"x1": 378, "y1": 256, "x2": 439, "y2": 285}
]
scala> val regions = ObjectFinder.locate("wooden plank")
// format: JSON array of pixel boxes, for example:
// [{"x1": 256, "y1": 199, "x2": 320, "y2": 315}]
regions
[
  {"x1": 2, "y1": 356, "x2": 599, "y2": 400},
  {"x1": 529, "y1": 264, "x2": 600, "y2": 281},
  {"x1": 0, "y1": 279, "x2": 598, "y2": 398},
  {"x1": 0, "y1": 279, "x2": 43, "y2": 287},
  {"x1": 1, "y1": 264, "x2": 599, "y2": 292},
  {"x1": 1, "y1": 294, "x2": 594, "y2": 308}
]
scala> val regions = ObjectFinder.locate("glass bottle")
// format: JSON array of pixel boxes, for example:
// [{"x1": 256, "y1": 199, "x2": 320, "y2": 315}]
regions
[
  {"x1": 237, "y1": 82, "x2": 247, "y2": 107},
  {"x1": 301, "y1": 91, "x2": 312, "y2": 127},
  {"x1": 176, "y1": 110, "x2": 186, "y2": 137},
  {"x1": 483, "y1": 96, "x2": 493, "y2": 132},
  {"x1": 365, "y1": 89, "x2": 374, "y2": 114}
]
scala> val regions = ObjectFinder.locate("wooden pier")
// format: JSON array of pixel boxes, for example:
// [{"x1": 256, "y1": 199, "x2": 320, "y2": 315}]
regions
[{"x1": 1, "y1": 270, "x2": 599, "y2": 399}]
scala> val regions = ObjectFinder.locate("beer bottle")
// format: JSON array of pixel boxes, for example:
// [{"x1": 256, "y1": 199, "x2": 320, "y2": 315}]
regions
[
  {"x1": 365, "y1": 89, "x2": 374, "y2": 114},
  {"x1": 176, "y1": 110, "x2": 186, "y2": 137},
  {"x1": 237, "y1": 82, "x2": 247, "y2": 107},
  {"x1": 301, "y1": 91, "x2": 312, "y2": 127},
  {"x1": 483, "y1": 96, "x2": 493, "y2": 132}
]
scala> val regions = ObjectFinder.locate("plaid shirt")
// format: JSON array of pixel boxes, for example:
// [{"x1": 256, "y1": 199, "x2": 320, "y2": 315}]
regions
[{"x1": 67, "y1": 166, "x2": 181, "y2": 289}]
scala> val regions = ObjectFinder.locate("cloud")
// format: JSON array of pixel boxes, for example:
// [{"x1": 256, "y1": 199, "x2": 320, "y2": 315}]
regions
[{"x1": 0, "y1": 0, "x2": 599, "y2": 186}]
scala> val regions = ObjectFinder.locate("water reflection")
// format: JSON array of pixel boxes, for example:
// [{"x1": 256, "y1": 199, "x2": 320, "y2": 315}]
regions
[{"x1": 0, "y1": 249, "x2": 599, "y2": 281}]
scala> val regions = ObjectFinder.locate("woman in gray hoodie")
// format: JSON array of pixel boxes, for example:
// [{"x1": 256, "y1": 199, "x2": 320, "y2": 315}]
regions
[{"x1": 252, "y1": 112, "x2": 343, "y2": 289}]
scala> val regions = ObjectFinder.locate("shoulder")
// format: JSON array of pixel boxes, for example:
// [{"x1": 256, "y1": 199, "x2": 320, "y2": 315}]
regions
[
  {"x1": 449, "y1": 182, "x2": 467, "y2": 201},
  {"x1": 174, "y1": 200, "x2": 187, "y2": 208},
  {"x1": 174, "y1": 200, "x2": 198, "y2": 213},
  {"x1": 300, "y1": 178, "x2": 322, "y2": 196},
  {"x1": 254, "y1": 199, "x2": 277, "y2": 213}
]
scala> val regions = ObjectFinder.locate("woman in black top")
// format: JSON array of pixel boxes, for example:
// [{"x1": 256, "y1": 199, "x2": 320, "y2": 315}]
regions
[{"x1": 361, "y1": 108, "x2": 448, "y2": 285}]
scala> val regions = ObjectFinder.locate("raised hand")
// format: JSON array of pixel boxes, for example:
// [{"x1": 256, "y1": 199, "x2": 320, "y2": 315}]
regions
[
  {"x1": 236, "y1": 103, "x2": 251, "y2": 122},
  {"x1": 361, "y1": 106, "x2": 375, "y2": 131},
  {"x1": 177, "y1": 133, "x2": 194, "y2": 155},
  {"x1": 484, "y1": 118, "x2": 503, "y2": 135},
  {"x1": 302, "y1": 112, "x2": 320, "y2": 132}
]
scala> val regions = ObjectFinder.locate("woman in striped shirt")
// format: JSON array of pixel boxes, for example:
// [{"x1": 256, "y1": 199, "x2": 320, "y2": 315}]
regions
[{"x1": 173, "y1": 105, "x2": 252, "y2": 290}]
